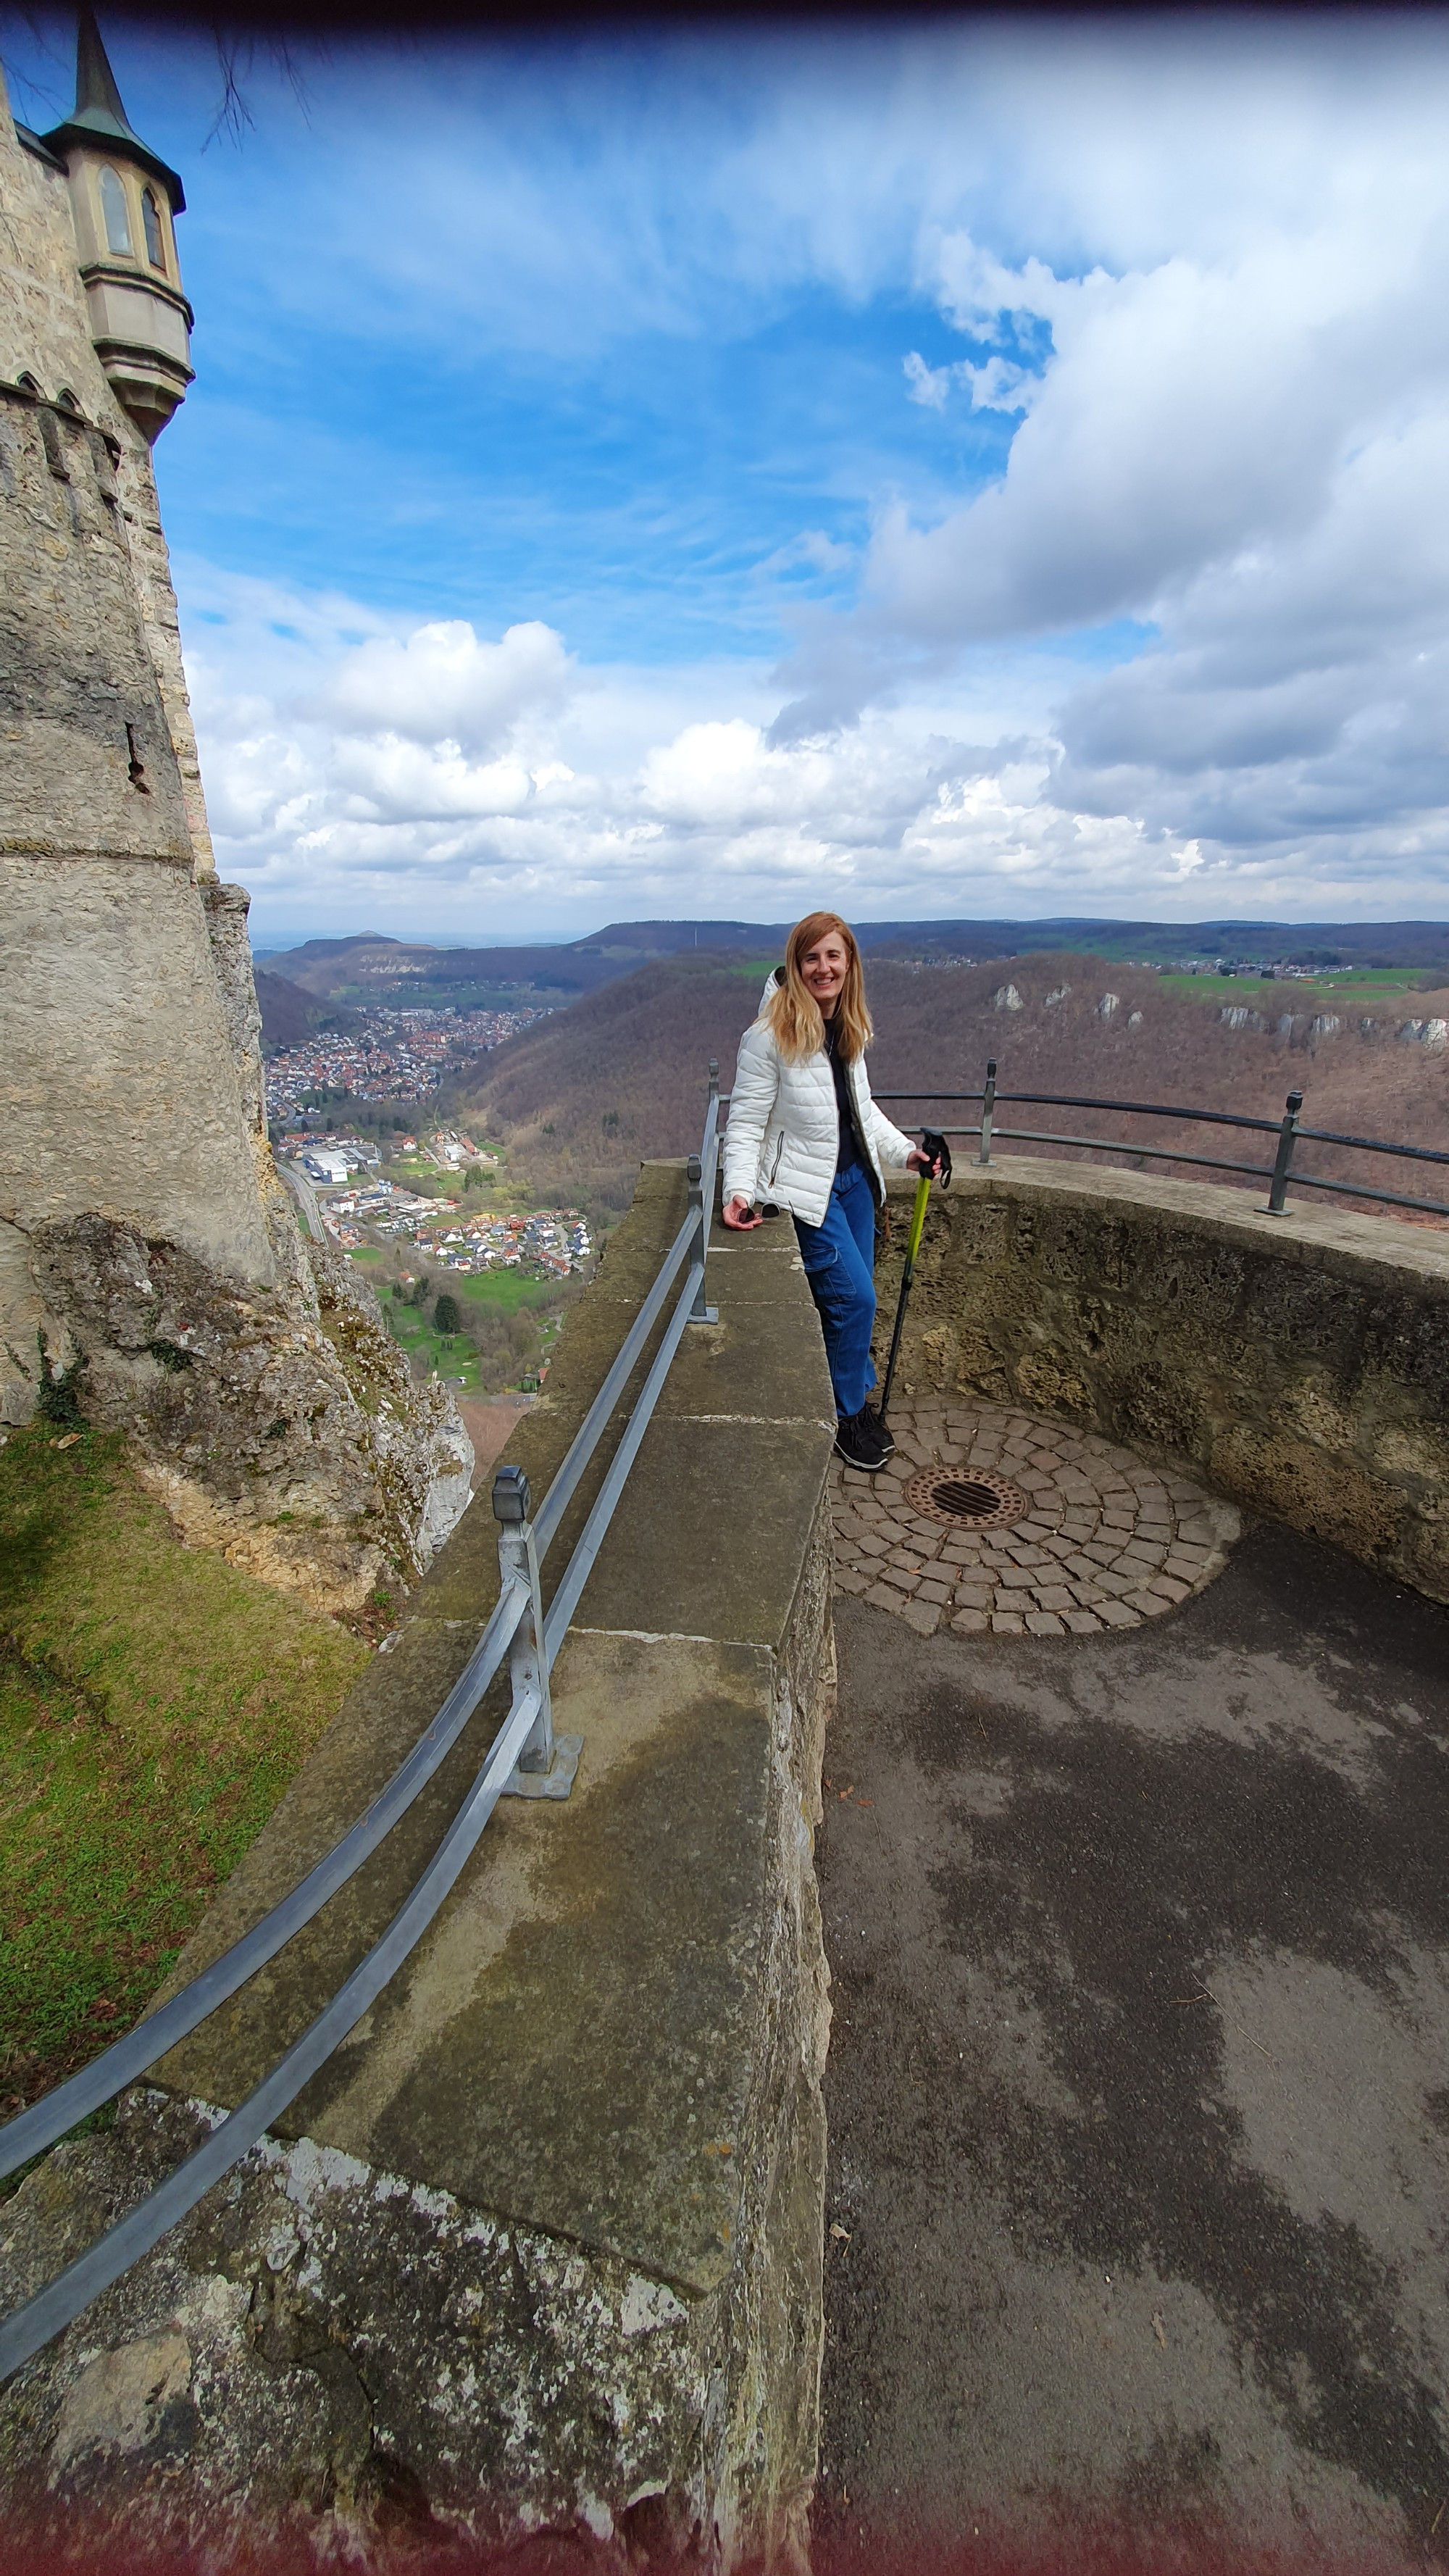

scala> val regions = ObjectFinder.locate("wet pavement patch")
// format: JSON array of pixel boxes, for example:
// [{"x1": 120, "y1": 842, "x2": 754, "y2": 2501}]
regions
[{"x1": 817, "y1": 1523, "x2": 1449, "y2": 2562}]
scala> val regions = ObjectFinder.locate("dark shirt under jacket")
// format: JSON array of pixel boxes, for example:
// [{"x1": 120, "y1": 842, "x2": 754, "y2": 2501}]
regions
[{"x1": 824, "y1": 1014, "x2": 863, "y2": 1175}]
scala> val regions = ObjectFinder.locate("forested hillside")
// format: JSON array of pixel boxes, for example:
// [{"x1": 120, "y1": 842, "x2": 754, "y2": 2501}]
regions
[{"x1": 460, "y1": 951, "x2": 1449, "y2": 1224}]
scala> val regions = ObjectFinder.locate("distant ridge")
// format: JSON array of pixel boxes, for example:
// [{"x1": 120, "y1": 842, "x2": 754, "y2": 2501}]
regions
[{"x1": 260, "y1": 917, "x2": 1449, "y2": 1004}]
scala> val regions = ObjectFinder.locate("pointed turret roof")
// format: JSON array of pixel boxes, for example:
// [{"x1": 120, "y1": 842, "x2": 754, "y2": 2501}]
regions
[{"x1": 42, "y1": 9, "x2": 185, "y2": 212}]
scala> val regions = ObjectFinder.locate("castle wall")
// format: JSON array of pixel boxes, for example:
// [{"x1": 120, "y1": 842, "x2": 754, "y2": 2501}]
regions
[
  {"x1": 1, "y1": 847, "x2": 275, "y2": 1281},
  {"x1": 0, "y1": 363, "x2": 277, "y2": 1341},
  {"x1": 0, "y1": 70, "x2": 213, "y2": 871},
  {"x1": 0, "y1": 71, "x2": 471, "y2": 1586},
  {"x1": 1, "y1": 82, "x2": 268, "y2": 1346}
]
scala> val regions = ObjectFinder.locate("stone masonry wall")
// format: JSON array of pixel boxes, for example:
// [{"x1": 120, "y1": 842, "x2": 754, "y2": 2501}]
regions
[
  {"x1": 0, "y1": 1165, "x2": 837, "y2": 2569},
  {"x1": 876, "y1": 1159, "x2": 1449, "y2": 1606},
  {"x1": 1, "y1": 80, "x2": 275, "y2": 1333},
  {"x1": 0, "y1": 69, "x2": 213, "y2": 872},
  {"x1": 0, "y1": 78, "x2": 471, "y2": 1601}
]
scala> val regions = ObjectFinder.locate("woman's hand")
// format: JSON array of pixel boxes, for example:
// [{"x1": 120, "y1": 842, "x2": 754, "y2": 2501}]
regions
[
  {"x1": 722, "y1": 1193, "x2": 763, "y2": 1230},
  {"x1": 906, "y1": 1146, "x2": 943, "y2": 1180}
]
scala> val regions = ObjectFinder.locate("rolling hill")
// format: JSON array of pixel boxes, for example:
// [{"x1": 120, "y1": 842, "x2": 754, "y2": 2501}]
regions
[
  {"x1": 258, "y1": 915, "x2": 1449, "y2": 1014},
  {"x1": 458, "y1": 949, "x2": 1449, "y2": 1226}
]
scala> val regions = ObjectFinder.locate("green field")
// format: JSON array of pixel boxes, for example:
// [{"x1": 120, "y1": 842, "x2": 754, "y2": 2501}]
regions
[
  {"x1": 367, "y1": 1259, "x2": 569, "y2": 1394},
  {"x1": 1160, "y1": 966, "x2": 1449, "y2": 1015},
  {"x1": 0, "y1": 1426, "x2": 367, "y2": 2115},
  {"x1": 386, "y1": 1157, "x2": 464, "y2": 1193},
  {"x1": 382, "y1": 1301, "x2": 482, "y2": 1389},
  {"x1": 453, "y1": 1267, "x2": 560, "y2": 1316}
]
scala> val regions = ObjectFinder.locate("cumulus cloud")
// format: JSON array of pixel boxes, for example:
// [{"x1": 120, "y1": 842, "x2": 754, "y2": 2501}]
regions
[
  {"x1": 180, "y1": 543, "x2": 1448, "y2": 943},
  {"x1": 150, "y1": 18, "x2": 1449, "y2": 933},
  {"x1": 904, "y1": 349, "x2": 1040, "y2": 415},
  {"x1": 774, "y1": 86, "x2": 1449, "y2": 903},
  {"x1": 180, "y1": 575, "x2": 1216, "y2": 939},
  {"x1": 320, "y1": 620, "x2": 575, "y2": 754}
]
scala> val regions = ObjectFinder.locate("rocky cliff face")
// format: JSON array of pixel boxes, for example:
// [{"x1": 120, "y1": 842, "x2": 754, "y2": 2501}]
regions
[{"x1": 30, "y1": 1209, "x2": 472, "y2": 1622}]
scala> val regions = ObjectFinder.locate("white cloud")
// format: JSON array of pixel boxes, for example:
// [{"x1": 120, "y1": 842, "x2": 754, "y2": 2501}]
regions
[
  {"x1": 180, "y1": 554, "x2": 1448, "y2": 944},
  {"x1": 180, "y1": 575, "x2": 1202, "y2": 938},
  {"x1": 162, "y1": 20, "x2": 1449, "y2": 933},
  {"x1": 775, "y1": 78, "x2": 1449, "y2": 904},
  {"x1": 320, "y1": 619, "x2": 576, "y2": 754},
  {"x1": 904, "y1": 348, "x2": 1040, "y2": 416},
  {"x1": 903, "y1": 352, "x2": 951, "y2": 411}
]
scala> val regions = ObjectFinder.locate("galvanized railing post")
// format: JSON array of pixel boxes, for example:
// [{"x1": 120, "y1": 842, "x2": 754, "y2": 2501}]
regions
[
  {"x1": 1264, "y1": 1089, "x2": 1303, "y2": 1214},
  {"x1": 492, "y1": 1463, "x2": 580, "y2": 1798},
  {"x1": 688, "y1": 1149, "x2": 719, "y2": 1323},
  {"x1": 977, "y1": 1059, "x2": 997, "y2": 1166}
]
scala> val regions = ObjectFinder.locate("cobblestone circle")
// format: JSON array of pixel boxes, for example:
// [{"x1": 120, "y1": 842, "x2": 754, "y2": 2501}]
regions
[{"x1": 832, "y1": 1401, "x2": 1241, "y2": 1640}]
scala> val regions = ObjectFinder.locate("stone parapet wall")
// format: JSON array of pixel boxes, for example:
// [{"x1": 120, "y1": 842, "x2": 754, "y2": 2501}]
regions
[
  {"x1": 876, "y1": 1159, "x2": 1449, "y2": 1605},
  {"x1": 0, "y1": 1165, "x2": 838, "y2": 2565}
]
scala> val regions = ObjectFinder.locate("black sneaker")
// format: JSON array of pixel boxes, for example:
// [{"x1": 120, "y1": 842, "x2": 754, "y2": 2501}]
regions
[
  {"x1": 834, "y1": 1407, "x2": 888, "y2": 1472},
  {"x1": 864, "y1": 1409, "x2": 895, "y2": 1458}
]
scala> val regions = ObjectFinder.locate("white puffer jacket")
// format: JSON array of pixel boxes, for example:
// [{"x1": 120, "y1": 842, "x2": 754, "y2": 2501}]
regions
[{"x1": 722, "y1": 975, "x2": 916, "y2": 1228}]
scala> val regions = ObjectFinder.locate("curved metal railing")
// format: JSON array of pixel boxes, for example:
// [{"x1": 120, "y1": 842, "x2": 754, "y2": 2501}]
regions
[
  {"x1": 877, "y1": 1062, "x2": 1449, "y2": 1222},
  {"x1": 0, "y1": 1068, "x2": 726, "y2": 2384}
]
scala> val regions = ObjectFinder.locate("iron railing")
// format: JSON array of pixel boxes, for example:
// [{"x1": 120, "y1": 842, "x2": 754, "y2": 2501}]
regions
[
  {"x1": 0, "y1": 1067, "x2": 727, "y2": 2384},
  {"x1": 877, "y1": 1062, "x2": 1449, "y2": 1222}
]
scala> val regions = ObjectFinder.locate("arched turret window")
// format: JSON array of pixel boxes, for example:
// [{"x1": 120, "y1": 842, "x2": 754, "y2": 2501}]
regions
[
  {"x1": 56, "y1": 388, "x2": 83, "y2": 414},
  {"x1": 99, "y1": 165, "x2": 133, "y2": 256},
  {"x1": 141, "y1": 187, "x2": 166, "y2": 272}
]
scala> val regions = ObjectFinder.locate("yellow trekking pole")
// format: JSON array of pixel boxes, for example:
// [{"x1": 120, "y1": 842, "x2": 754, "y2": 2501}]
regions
[{"x1": 877, "y1": 1128, "x2": 951, "y2": 1427}]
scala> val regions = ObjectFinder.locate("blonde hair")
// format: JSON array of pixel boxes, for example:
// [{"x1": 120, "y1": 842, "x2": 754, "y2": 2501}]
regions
[{"x1": 765, "y1": 911, "x2": 873, "y2": 1066}]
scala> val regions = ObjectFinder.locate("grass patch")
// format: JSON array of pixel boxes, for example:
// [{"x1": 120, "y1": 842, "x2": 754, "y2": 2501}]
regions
[
  {"x1": 453, "y1": 1269, "x2": 559, "y2": 1317},
  {"x1": 1160, "y1": 967, "x2": 1449, "y2": 1014},
  {"x1": 346, "y1": 1243, "x2": 384, "y2": 1266},
  {"x1": 0, "y1": 1424, "x2": 367, "y2": 2112},
  {"x1": 383, "y1": 1304, "x2": 482, "y2": 1388}
]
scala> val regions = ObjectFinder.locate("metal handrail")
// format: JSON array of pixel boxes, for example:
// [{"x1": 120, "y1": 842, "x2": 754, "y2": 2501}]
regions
[
  {"x1": 0, "y1": 1065, "x2": 726, "y2": 2384},
  {"x1": 1293, "y1": 1120, "x2": 1449, "y2": 1169},
  {"x1": 981, "y1": 1128, "x2": 1272, "y2": 1185},
  {"x1": 880, "y1": 1088, "x2": 1283, "y2": 1134},
  {"x1": 876, "y1": 1064, "x2": 1449, "y2": 1221}
]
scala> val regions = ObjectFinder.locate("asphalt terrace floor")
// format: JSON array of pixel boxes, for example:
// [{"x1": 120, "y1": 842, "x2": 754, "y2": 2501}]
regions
[{"x1": 814, "y1": 1520, "x2": 1449, "y2": 2570}]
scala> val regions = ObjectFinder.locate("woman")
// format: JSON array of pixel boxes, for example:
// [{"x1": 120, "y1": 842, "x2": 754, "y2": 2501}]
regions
[{"x1": 721, "y1": 911, "x2": 940, "y2": 1471}]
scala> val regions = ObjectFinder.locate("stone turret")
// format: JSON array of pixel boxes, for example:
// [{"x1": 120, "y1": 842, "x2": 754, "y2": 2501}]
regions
[{"x1": 40, "y1": 9, "x2": 193, "y2": 442}]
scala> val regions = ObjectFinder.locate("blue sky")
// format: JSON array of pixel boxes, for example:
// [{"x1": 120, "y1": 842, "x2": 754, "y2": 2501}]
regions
[{"x1": 7, "y1": 12, "x2": 1449, "y2": 943}]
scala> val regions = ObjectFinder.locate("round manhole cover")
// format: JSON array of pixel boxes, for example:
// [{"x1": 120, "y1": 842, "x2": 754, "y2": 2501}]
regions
[{"x1": 904, "y1": 1469, "x2": 1027, "y2": 1531}]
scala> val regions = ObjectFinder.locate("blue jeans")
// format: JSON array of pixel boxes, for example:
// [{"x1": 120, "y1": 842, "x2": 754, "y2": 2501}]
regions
[{"x1": 794, "y1": 1162, "x2": 878, "y2": 1419}]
